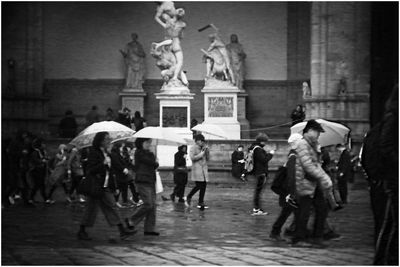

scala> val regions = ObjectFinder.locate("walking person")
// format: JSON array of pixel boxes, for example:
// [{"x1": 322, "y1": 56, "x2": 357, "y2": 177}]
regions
[
  {"x1": 269, "y1": 133, "x2": 302, "y2": 241},
  {"x1": 251, "y1": 133, "x2": 274, "y2": 215},
  {"x1": 336, "y1": 144, "x2": 352, "y2": 204},
  {"x1": 186, "y1": 134, "x2": 210, "y2": 210},
  {"x1": 47, "y1": 144, "x2": 70, "y2": 203},
  {"x1": 126, "y1": 138, "x2": 160, "y2": 236},
  {"x1": 170, "y1": 145, "x2": 188, "y2": 203},
  {"x1": 290, "y1": 120, "x2": 333, "y2": 247},
  {"x1": 77, "y1": 132, "x2": 135, "y2": 241},
  {"x1": 66, "y1": 145, "x2": 85, "y2": 203},
  {"x1": 110, "y1": 142, "x2": 133, "y2": 207},
  {"x1": 231, "y1": 145, "x2": 246, "y2": 181},
  {"x1": 28, "y1": 138, "x2": 52, "y2": 204}
]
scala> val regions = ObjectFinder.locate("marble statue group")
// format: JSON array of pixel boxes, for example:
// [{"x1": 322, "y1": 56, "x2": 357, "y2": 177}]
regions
[{"x1": 121, "y1": 1, "x2": 247, "y2": 92}]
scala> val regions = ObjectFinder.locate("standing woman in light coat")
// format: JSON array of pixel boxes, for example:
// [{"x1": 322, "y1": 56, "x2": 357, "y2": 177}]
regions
[{"x1": 186, "y1": 134, "x2": 210, "y2": 210}]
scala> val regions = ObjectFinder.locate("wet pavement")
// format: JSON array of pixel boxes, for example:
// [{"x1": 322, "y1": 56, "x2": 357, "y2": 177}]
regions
[{"x1": 2, "y1": 180, "x2": 374, "y2": 265}]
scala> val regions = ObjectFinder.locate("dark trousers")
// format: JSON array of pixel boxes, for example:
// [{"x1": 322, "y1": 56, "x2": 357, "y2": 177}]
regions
[
  {"x1": 253, "y1": 174, "x2": 267, "y2": 209},
  {"x1": 173, "y1": 176, "x2": 188, "y2": 199},
  {"x1": 29, "y1": 168, "x2": 47, "y2": 201},
  {"x1": 271, "y1": 200, "x2": 295, "y2": 235},
  {"x1": 116, "y1": 181, "x2": 139, "y2": 203},
  {"x1": 370, "y1": 181, "x2": 399, "y2": 265},
  {"x1": 294, "y1": 187, "x2": 328, "y2": 242},
  {"x1": 187, "y1": 181, "x2": 207, "y2": 204},
  {"x1": 129, "y1": 183, "x2": 156, "y2": 232},
  {"x1": 337, "y1": 177, "x2": 348, "y2": 203},
  {"x1": 69, "y1": 174, "x2": 83, "y2": 196},
  {"x1": 81, "y1": 189, "x2": 121, "y2": 227}
]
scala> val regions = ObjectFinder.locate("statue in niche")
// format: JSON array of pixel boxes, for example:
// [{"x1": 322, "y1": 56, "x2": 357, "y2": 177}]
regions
[
  {"x1": 120, "y1": 33, "x2": 146, "y2": 89},
  {"x1": 226, "y1": 34, "x2": 246, "y2": 90},
  {"x1": 336, "y1": 60, "x2": 349, "y2": 96},
  {"x1": 199, "y1": 24, "x2": 236, "y2": 87},
  {"x1": 302, "y1": 81, "x2": 311, "y2": 98},
  {"x1": 152, "y1": 2, "x2": 188, "y2": 91}
]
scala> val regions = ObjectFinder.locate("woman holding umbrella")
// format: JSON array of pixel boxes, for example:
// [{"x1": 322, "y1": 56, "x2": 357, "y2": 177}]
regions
[
  {"x1": 126, "y1": 138, "x2": 160, "y2": 236},
  {"x1": 77, "y1": 132, "x2": 135, "y2": 241}
]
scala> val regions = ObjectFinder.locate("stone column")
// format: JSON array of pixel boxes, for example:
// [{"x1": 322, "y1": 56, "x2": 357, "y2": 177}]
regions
[{"x1": 306, "y1": 2, "x2": 370, "y2": 140}]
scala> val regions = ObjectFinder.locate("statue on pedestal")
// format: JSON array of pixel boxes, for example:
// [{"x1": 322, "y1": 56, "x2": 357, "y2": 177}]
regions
[
  {"x1": 152, "y1": 2, "x2": 189, "y2": 92},
  {"x1": 302, "y1": 81, "x2": 311, "y2": 97},
  {"x1": 120, "y1": 33, "x2": 146, "y2": 90},
  {"x1": 226, "y1": 34, "x2": 246, "y2": 90},
  {"x1": 199, "y1": 24, "x2": 236, "y2": 88}
]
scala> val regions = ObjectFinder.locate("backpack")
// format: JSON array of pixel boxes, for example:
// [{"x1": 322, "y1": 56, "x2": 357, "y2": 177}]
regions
[
  {"x1": 244, "y1": 146, "x2": 260, "y2": 173},
  {"x1": 271, "y1": 153, "x2": 296, "y2": 196},
  {"x1": 361, "y1": 122, "x2": 383, "y2": 183}
]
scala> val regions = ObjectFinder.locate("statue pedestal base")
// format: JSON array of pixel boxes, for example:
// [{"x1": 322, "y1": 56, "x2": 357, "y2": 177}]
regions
[
  {"x1": 201, "y1": 84, "x2": 241, "y2": 140},
  {"x1": 155, "y1": 90, "x2": 195, "y2": 167},
  {"x1": 119, "y1": 88, "x2": 147, "y2": 116}
]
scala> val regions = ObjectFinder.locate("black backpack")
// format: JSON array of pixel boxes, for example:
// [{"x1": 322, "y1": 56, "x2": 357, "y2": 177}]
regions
[
  {"x1": 271, "y1": 165, "x2": 288, "y2": 196},
  {"x1": 360, "y1": 122, "x2": 383, "y2": 183}
]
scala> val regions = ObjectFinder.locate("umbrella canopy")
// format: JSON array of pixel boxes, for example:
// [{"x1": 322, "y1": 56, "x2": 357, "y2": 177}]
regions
[
  {"x1": 70, "y1": 121, "x2": 135, "y2": 149},
  {"x1": 191, "y1": 123, "x2": 228, "y2": 139},
  {"x1": 290, "y1": 119, "x2": 351, "y2": 147},
  {"x1": 129, "y1": 127, "x2": 187, "y2": 145}
]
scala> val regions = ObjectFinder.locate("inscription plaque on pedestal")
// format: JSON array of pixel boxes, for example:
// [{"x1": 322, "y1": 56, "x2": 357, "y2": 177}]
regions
[
  {"x1": 162, "y1": 106, "x2": 188, "y2": 127},
  {"x1": 208, "y1": 97, "x2": 234, "y2": 118}
]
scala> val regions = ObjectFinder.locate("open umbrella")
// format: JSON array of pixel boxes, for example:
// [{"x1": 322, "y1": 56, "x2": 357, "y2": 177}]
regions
[
  {"x1": 70, "y1": 121, "x2": 135, "y2": 149},
  {"x1": 191, "y1": 123, "x2": 228, "y2": 139},
  {"x1": 128, "y1": 127, "x2": 187, "y2": 145},
  {"x1": 290, "y1": 119, "x2": 351, "y2": 147}
]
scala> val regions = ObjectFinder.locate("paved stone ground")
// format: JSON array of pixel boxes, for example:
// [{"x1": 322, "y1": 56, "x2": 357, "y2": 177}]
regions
[{"x1": 2, "y1": 179, "x2": 374, "y2": 265}]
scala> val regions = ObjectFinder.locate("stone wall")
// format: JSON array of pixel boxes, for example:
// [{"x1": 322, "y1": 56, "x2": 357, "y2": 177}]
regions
[{"x1": 46, "y1": 79, "x2": 304, "y2": 138}]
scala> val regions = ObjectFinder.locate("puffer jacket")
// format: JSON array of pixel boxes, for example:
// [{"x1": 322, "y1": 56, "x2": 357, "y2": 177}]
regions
[{"x1": 294, "y1": 135, "x2": 332, "y2": 197}]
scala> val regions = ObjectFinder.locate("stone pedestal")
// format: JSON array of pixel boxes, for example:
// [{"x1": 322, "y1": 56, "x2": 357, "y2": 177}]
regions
[
  {"x1": 119, "y1": 88, "x2": 147, "y2": 116},
  {"x1": 308, "y1": 2, "x2": 371, "y2": 140},
  {"x1": 201, "y1": 81, "x2": 241, "y2": 140},
  {"x1": 155, "y1": 91, "x2": 195, "y2": 167},
  {"x1": 238, "y1": 90, "x2": 250, "y2": 139}
]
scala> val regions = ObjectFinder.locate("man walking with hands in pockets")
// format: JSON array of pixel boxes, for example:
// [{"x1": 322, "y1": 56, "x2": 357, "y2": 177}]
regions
[{"x1": 186, "y1": 134, "x2": 210, "y2": 210}]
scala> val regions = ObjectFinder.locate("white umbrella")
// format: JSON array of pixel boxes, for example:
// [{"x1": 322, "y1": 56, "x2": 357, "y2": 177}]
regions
[
  {"x1": 191, "y1": 123, "x2": 228, "y2": 139},
  {"x1": 70, "y1": 121, "x2": 135, "y2": 148},
  {"x1": 129, "y1": 127, "x2": 187, "y2": 145},
  {"x1": 290, "y1": 119, "x2": 351, "y2": 147}
]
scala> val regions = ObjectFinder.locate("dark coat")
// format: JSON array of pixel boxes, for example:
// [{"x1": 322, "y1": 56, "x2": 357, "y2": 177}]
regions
[
  {"x1": 231, "y1": 150, "x2": 244, "y2": 178},
  {"x1": 110, "y1": 151, "x2": 131, "y2": 184},
  {"x1": 250, "y1": 143, "x2": 273, "y2": 177},
  {"x1": 86, "y1": 147, "x2": 117, "y2": 190},
  {"x1": 134, "y1": 148, "x2": 159, "y2": 184},
  {"x1": 379, "y1": 110, "x2": 398, "y2": 187},
  {"x1": 174, "y1": 146, "x2": 188, "y2": 183},
  {"x1": 291, "y1": 110, "x2": 305, "y2": 125},
  {"x1": 117, "y1": 113, "x2": 131, "y2": 128},
  {"x1": 337, "y1": 149, "x2": 352, "y2": 181}
]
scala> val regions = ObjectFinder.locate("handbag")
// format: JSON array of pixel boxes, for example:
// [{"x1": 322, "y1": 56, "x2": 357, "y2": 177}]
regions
[
  {"x1": 155, "y1": 171, "x2": 163, "y2": 194},
  {"x1": 77, "y1": 174, "x2": 104, "y2": 197}
]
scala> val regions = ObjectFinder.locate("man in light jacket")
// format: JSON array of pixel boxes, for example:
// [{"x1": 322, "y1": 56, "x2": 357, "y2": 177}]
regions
[
  {"x1": 291, "y1": 120, "x2": 333, "y2": 247},
  {"x1": 186, "y1": 134, "x2": 210, "y2": 210}
]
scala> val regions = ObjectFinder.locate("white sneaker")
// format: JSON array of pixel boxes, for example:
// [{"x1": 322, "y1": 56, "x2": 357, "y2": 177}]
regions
[
  {"x1": 8, "y1": 196, "x2": 15, "y2": 205},
  {"x1": 14, "y1": 194, "x2": 21, "y2": 200},
  {"x1": 251, "y1": 208, "x2": 268, "y2": 216},
  {"x1": 79, "y1": 196, "x2": 86, "y2": 203},
  {"x1": 136, "y1": 199, "x2": 144, "y2": 206},
  {"x1": 45, "y1": 199, "x2": 56, "y2": 204},
  {"x1": 116, "y1": 202, "x2": 123, "y2": 208}
]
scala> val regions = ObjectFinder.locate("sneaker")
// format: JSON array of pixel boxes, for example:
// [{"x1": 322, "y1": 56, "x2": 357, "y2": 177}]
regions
[
  {"x1": 8, "y1": 196, "x2": 15, "y2": 205},
  {"x1": 45, "y1": 199, "x2": 56, "y2": 204},
  {"x1": 14, "y1": 194, "x2": 21, "y2": 200},
  {"x1": 116, "y1": 202, "x2": 123, "y2": 208},
  {"x1": 77, "y1": 231, "x2": 92, "y2": 241},
  {"x1": 66, "y1": 196, "x2": 72, "y2": 203},
  {"x1": 136, "y1": 199, "x2": 144, "y2": 206},
  {"x1": 120, "y1": 229, "x2": 137, "y2": 240},
  {"x1": 269, "y1": 233, "x2": 284, "y2": 241},
  {"x1": 144, "y1": 231, "x2": 160, "y2": 236},
  {"x1": 196, "y1": 204, "x2": 209, "y2": 210},
  {"x1": 185, "y1": 197, "x2": 191, "y2": 207},
  {"x1": 251, "y1": 208, "x2": 268, "y2": 216},
  {"x1": 323, "y1": 231, "x2": 342, "y2": 241},
  {"x1": 79, "y1": 196, "x2": 86, "y2": 203}
]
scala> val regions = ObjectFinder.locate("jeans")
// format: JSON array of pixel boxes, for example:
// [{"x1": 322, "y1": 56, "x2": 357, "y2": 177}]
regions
[
  {"x1": 271, "y1": 200, "x2": 295, "y2": 235},
  {"x1": 130, "y1": 183, "x2": 157, "y2": 232},
  {"x1": 81, "y1": 189, "x2": 122, "y2": 227},
  {"x1": 187, "y1": 181, "x2": 207, "y2": 205},
  {"x1": 253, "y1": 174, "x2": 267, "y2": 209}
]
